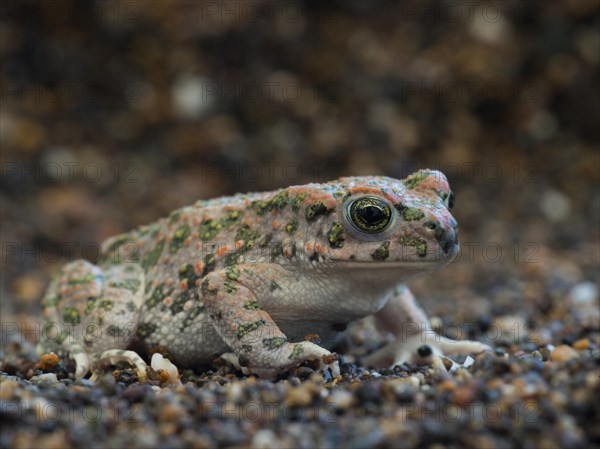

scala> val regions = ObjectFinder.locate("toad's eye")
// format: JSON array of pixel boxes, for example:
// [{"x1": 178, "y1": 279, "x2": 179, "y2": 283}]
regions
[
  {"x1": 440, "y1": 190, "x2": 455, "y2": 210},
  {"x1": 446, "y1": 191, "x2": 455, "y2": 210},
  {"x1": 349, "y1": 197, "x2": 392, "y2": 233}
]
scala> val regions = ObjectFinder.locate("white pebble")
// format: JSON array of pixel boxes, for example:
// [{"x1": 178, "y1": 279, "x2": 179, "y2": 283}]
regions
[
  {"x1": 252, "y1": 429, "x2": 278, "y2": 449},
  {"x1": 540, "y1": 189, "x2": 571, "y2": 222},
  {"x1": 151, "y1": 353, "x2": 180, "y2": 384},
  {"x1": 30, "y1": 373, "x2": 58, "y2": 386},
  {"x1": 568, "y1": 281, "x2": 598, "y2": 305},
  {"x1": 463, "y1": 356, "x2": 475, "y2": 369},
  {"x1": 171, "y1": 75, "x2": 214, "y2": 119}
]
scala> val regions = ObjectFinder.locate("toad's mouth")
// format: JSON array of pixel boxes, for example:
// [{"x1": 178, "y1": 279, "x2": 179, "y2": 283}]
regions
[{"x1": 329, "y1": 259, "x2": 449, "y2": 270}]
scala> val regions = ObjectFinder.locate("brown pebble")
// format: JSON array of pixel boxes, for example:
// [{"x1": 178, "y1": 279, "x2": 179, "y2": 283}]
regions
[
  {"x1": 285, "y1": 386, "x2": 312, "y2": 408},
  {"x1": 303, "y1": 333, "x2": 321, "y2": 344},
  {"x1": 573, "y1": 338, "x2": 590, "y2": 350},
  {"x1": 40, "y1": 352, "x2": 59, "y2": 371},
  {"x1": 550, "y1": 345, "x2": 580, "y2": 362},
  {"x1": 161, "y1": 404, "x2": 183, "y2": 421},
  {"x1": 157, "y1": 370, "x2": 171, "y2": 384},
  {"x1": 453, "y1": 385, "x2": 476, "y2": 407},
  {"x1": 438, "y1": 379, "x2": 456, "y2": 392},
  {"x1": 0, "y1": 380, "x2": 18, "y2": 400}
]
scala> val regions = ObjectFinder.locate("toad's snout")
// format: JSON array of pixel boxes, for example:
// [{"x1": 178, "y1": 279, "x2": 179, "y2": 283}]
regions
[{"x1": 421, "y1": 219, "x2": 459, "y2": 257}]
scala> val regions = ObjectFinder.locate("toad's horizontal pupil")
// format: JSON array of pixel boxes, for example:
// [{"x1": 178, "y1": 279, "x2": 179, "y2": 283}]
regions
[{"x1": 361, "y1": 206, "x2": 384, "y2": 223}]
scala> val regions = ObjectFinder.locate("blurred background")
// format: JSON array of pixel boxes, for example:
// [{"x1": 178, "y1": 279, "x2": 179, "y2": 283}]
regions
[{"x1": 1, "y1": 0, "x2": 598, "y2": 327}]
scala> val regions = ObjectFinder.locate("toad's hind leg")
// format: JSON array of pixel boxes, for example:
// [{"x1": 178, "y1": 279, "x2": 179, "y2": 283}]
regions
[{"x1": 39, "y1": 260, "x2": 146, "y2": 379}]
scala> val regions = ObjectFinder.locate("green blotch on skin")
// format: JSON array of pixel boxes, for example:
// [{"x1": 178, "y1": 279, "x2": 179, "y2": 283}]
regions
[
  {"x1": 269, "y1": 190, "x2": 289, "y2": 211},
  {"x1": 225, "y1": 252, "x2": 241, "y2": 266},
  {"x1": 371, "y1": 241, "x2": 390, "y2": 261},
  {"x1": 226, "y1": 226, "x2": 262, "y2": 263},
  {"x1": 103, "y1": 234, "x2": 131, "y2": 254},
  {"x1": 286, "y1": 219, "x2": 298, "y2": 235},
  {"x1": 225, "y1": 266, "x2": 241, "y2": 280},
  {"x1": 55, "y1": 331, "x2": 68, "y2": 345},
  {"x1": 292, "y1": 193, "x2": 306, "y2": 212},
  {"x1": 108, "y1": 279, "x2": 141, "y2": 292},
  {"x1": 168, "y1": 210, "x2": 182, "y2": 224},
  {"x1": 170, "y1": 223, "x2": 191, "y2": 253},
  {"x1": 99, "y1": 299, "x2": 114, "y2": 312},
  {"x1": 137, "y1": 224, "x2": 157, "y2": 238},
  {"x1": 401, "y1": 207, "x2": 425, "y2": 222},
  {"x1": 107, "y1": 324, "x2": 120, "y2": 337},
  {"x1": 252, "y1": 190, "x2": 289, "y2": 216},
  {"x1": 305, "y1": 202, "x2": 334, "y2": 221},
  {"x1": 171, "y1": 293, "x2": 189, "y2": 315},
  {"x1": 263, "y1": 336, "x2": 287, "y2": 350},
  {"x1": 102, "y1": 234, "x2": 136, "y2": 263},
  {"x1": 84, "y1": 296, "x2": 97, "y2": 315},
  {"x1": 236, "y1": 224, "x2": 260, "y2": 250},
  {"x1": 288, "y1": 343, "x2": 304, "y2": 360},
  {"x1": 63, "y1": 307, "x2": 80, "y2": 325},
  {"x1": 202, "y1": 254, "x2": 216, "y2": 276},
  {"x1": 178, "y1": 263, "x2": 201, "y2": 286},
  {"x1": 251, "y1": 200, "x2": 269, "y2": 216},
  {"x1": 327, "y1": 222, "x2": 345, "y2": 248},
  {"x1": 146, "y1": 284, "x2": 166, "y2": 309},
  {"x1": 395, "y1": 203, "x2": 425, "y2": 221},
  {"x1": 142, "y1": 239, "x2": 165, "y2": 270},
  {"x1": 42, "y1": 295, "x2": 61, "y2": 309},
  {"x1": 225, "y1": 210, "x2": 241, "y2": 223},
  {"x1": 404, "y1": 171, "x2": 430, "y2": 189},
  {"x1": 223, "y1": 281, "x2": 238, "y2": 293},
  {"x1": 126, "y1": 301, "x2": 137, "y2": 312},
  {"x1": 137, "y1": 322, "x2": 157, "y2": 338},
  {"x1": 237, "y1": 320, "x2": 266, "y2": 339},
  {"x1": 68, "y1": 273, "x2": 96, "y2": 285},
  {"x1": 398, "y1": 237, "x2": 428, "y2": 258},
  {"x1": 199, "y1": 219, "x2": 223, "y2": 241},
  {"x1": 243, "y1": 300, "x2": 262, "y2": 310}
]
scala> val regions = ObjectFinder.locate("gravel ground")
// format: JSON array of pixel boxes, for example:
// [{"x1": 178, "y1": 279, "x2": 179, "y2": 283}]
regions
[{"x1": 1, "y1": 1, "x2": 599, "y2": 448}]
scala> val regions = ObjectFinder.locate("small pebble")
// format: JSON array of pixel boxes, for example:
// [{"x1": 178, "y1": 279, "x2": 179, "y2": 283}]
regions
[
  {"x1": 572, "y1": 338, "x2": 590, "y2": 350},
  {"x1": 40, "y1": 353, "x2": 59, "y2": 371},
  {"x1": 550, "y1": 345, "x2": 580, "y2": 363},
  {"x1": 285, "y1": 386, "x2": 313, "y2": 408},
  {"x1": 30, "y1": 373, "x2": 59, "y2": 387}
]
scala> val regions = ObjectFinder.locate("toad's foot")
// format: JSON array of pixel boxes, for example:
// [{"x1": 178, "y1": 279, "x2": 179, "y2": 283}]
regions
[
  {"x1": 366, "y1": 285, "x2": 492, "y2": 371},
  {"x1": 220, "y1": 343, "x2": 340, "y2": 380},
  {"x1": 362, "y1": 331, "x2": 491, "y2": 371},
  {"x1": 89, "y1": 349, "x2": 149, "y2": 383}
]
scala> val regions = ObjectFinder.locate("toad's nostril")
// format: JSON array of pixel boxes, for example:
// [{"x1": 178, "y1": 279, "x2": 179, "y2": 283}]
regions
[
  {"x1": 424, "y1": 221, "x2": 437, "y2": 230},
  {"x1": 441, "y1": 231, "x2": 459, "y2": 254}
]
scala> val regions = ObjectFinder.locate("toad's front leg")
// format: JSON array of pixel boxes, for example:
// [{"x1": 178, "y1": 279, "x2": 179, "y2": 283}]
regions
[
  {"x1": 364, "y1": 285, "x2": 492, "y2": 370},
  {"x1": 201, "y1": 265, "x2": 339, "y2": 379}
]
